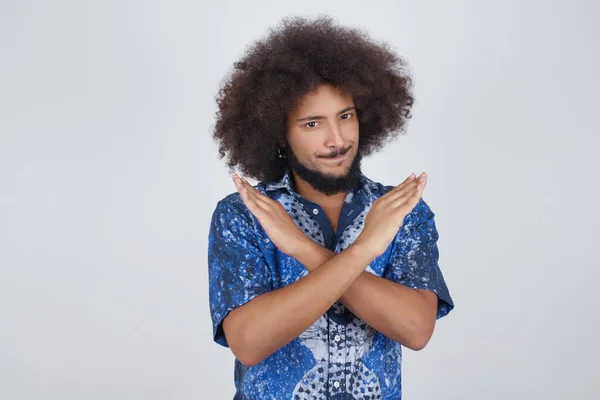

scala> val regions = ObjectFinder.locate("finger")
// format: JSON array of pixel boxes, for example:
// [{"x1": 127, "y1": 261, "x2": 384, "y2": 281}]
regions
[
  {"x1": 239, "y1": 177, "x2": 274, "y2": 209},
  {"x1": 237, "y1": 176, "x2": 261, "y2": 196},
  {"x1": 234, "y1": 178, "x2": 273, "y2": 217},
  {"x1": 390, "y1": 173, "x2": 416, "y2": 192},
  {"x1": 233, "y1": 174, "x2": 258, "y2": 197},
  {"x1": 242, "y1": 189, "x2": 270, "y2": 219},
  {"x1": 240, "y1": 177, "x2": 268, "y2": 198},
  {"x1": 390, "y1": 177, "x2": 426, "y2": 209},
  {"x1": 234, "y1": 177, "x2": 268, "y2": 217},
  {"x1": 403, "y1": 183, "x2": 425, "y2": 211},
  {"x1": 381, "y1": 173, "x2": 419, "y2": 200},
  {"x1": 382, "y1": 177, "x2": 421, "y2": 204},
  {"x1": 394, "y1": 173, "x2": 426, "y2": 196},
  {"x1": 389, "y1": 174, "x2": 426, "y2": 203}
]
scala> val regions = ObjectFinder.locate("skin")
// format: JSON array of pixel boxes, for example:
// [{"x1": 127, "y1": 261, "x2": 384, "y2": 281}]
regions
[
  {"x1": 223, "y1": 84, "x2": 439, "y2": 367},
  {"x1": 283, "y1": 84, "x2": 360, "y2": 232}
]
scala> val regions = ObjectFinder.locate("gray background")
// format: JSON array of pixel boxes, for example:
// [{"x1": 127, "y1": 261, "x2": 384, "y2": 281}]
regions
[{"x1": 1, "y1": 0, "x2": 599, "y2": 399}]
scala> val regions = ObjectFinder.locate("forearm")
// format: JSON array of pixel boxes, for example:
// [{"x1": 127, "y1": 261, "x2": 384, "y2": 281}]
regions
[
  {"x1": 223, "y1": 241, "x2": 377, "y2": 366},
  {"x1": 294, "y1": 240, "x2": 436, "y2": 349}
]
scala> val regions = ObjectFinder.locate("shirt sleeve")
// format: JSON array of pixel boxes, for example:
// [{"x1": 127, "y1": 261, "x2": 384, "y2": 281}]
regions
[
  {"x1": 207, "y1": 200, "x2": 274, "y2": 347},
  {"x1": 384, "y1": 198, "x2": 454, "y2": 320}
]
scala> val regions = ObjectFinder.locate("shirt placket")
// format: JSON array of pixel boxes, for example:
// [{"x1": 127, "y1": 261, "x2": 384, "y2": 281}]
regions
[
  {"x1": 301, "y1": 197, "x2": 358, "y2": 397},
  {"x1": 327, "y1": 322, "x2": 347, "y2": 395}
]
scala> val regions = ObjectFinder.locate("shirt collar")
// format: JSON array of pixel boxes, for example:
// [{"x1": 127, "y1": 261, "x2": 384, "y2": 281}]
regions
[{"x1": 264, "y1": 168, "x2": 296, "y2": 195}]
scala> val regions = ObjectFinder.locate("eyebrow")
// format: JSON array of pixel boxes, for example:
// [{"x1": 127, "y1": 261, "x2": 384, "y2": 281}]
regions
[{"x1": 295, "y1": 106, "x2": 356, "y2": 122}]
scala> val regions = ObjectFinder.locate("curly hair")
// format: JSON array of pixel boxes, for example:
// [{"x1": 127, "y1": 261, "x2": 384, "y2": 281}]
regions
[{"x1": 212, "y1": 14, "x2": 415, "y2": 182}]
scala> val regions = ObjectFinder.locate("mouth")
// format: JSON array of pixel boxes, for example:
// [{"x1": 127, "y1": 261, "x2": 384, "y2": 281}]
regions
[{"x1": 319, "y1": 150, "x2": 348, "y2": 164}]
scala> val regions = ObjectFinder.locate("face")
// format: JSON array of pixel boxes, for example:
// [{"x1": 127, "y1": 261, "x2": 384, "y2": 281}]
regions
[{"x1": 284, "y1": 84, "x2": 362, "y2": 195}]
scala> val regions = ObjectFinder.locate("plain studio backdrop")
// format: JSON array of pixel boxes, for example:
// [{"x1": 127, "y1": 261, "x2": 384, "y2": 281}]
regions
[{"x1": 1, "y1": 0, "x2": 599, "y2": 399}]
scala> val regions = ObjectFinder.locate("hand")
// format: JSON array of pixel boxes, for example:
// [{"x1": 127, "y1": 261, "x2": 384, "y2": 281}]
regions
[
  {"x1": 232, "y1": 174, "x2": 310, "y2": 258},
  {"x1": 354, "y1": 172, "x2": 427, "y2": 258}
]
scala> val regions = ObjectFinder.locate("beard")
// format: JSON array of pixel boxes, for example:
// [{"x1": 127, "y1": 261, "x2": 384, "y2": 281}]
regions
[{"x1": 286, "y1": 146, "x2": 363, "y2": 196}]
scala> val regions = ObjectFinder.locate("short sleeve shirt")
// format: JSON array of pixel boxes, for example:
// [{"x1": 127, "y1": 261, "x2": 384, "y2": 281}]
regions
[{"x1": 208, "y1": 167, "x2": 454, "y2": 399}]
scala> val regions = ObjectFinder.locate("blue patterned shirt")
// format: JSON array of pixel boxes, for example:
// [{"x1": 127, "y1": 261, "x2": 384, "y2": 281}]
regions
[{"x1": 208, "y1": 167, "x2": 454, "y2": 400}]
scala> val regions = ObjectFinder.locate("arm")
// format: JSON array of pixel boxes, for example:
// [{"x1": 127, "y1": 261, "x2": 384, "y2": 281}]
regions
[
  {"x1": 225, "y1": 172, "x2": 434, "y2": 364},
  {"x1": 292, "y1": 240, "x2": 438, "y2": 351},
  {"x1": 223, "y1": 240, "x2": 376, "y2": 367}
]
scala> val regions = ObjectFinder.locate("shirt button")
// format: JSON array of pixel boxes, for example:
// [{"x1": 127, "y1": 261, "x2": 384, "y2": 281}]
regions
[
  {"x1": 333, "y1": 381, "x2": 340, "y2": 388},
  {"x1": 312, "y1": 208, "x2": 319, "y2": 215},
  {"x1": 334, "y1": 335, "x2": 341, "y2": 342}
]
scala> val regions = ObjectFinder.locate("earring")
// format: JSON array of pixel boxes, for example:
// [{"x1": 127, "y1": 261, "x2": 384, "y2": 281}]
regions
[{"x1": 278, "y1": 147, "x2": 287, "y2": 159}]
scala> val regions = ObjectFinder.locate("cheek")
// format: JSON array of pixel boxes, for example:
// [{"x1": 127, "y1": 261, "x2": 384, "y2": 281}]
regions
[
  {"x1": 290, "y1": 136, "x2": 321, "y2": 156},
  {"x1": 343, "y1": 127, "x2": 359, "y2": 144}
]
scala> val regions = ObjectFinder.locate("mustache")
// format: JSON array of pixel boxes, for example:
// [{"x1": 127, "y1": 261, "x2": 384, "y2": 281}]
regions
[{"x1": 318, "y1": 147, "x2": 351, "y2": 158}]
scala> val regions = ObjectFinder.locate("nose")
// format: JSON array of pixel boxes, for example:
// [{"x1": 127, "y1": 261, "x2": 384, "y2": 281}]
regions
[{"x1": 324, "y1": 121, "x2": 345, "y2": 149}]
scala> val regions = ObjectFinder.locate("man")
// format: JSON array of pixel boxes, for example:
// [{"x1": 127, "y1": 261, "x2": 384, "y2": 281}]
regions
[{"x1": 208, "y1": 15, "x2": 454, "y2": 399}]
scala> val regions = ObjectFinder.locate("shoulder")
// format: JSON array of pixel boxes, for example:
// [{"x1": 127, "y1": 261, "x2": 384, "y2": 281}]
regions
[
  {"x1": 216, "y1": 191, "x2": 245, "y2": 211},
  {"x1": 210, "y1": 191, "x2": 253, "y2": 227},
  {"x1": 208, "y1": 191, "x2": 268, "y2": 250}
]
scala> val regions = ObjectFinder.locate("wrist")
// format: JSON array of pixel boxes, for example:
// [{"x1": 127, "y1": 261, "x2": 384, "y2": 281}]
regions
[
  {"x1": 348, "y1": 237, "x2": 379, "y2": 265},
  {"x1": 288, "y1": 236, "x2": 317, "y2": 260}
]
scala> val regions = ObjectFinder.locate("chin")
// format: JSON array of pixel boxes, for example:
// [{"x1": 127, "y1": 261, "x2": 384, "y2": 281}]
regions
[{"x1": 321, "y1": 164, "x2": 352, "y2": 177}]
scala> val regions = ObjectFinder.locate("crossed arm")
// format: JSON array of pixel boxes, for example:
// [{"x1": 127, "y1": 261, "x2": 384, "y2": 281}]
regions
[
  {"x1": 294, "y1": 239, "x2": 438, "y2": 350},
  {"x1": 221, "y1": 173, "x2": 438, "y2": 366}
]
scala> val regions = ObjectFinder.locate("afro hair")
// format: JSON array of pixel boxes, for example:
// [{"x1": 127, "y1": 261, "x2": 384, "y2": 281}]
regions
[{"x1": 212, "y1": 14, "x2": 415, "y2": 182}]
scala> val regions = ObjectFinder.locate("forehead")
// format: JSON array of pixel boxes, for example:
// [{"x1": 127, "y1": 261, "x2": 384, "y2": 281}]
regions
[{"x1": 291, "y1": 84, "x2": 354, "y2": 114}]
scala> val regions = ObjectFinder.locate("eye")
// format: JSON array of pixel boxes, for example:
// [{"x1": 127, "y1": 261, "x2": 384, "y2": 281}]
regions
[
  {"x1": 341, "y1": 113, "x2": 353, "y2": 120},
  {"x1": 305, "y1": 121, "x2": 319, "y2": 128}
]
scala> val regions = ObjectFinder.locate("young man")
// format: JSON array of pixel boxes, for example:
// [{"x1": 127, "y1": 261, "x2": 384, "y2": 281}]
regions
[{"x1": 208, "y1": 15, "x2": 454, "y2": 400}]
